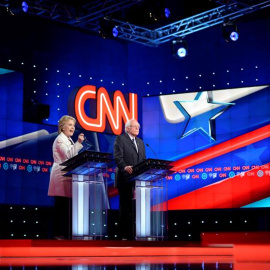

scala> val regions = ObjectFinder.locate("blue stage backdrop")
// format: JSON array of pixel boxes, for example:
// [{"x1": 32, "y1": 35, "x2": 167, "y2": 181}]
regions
[
  {"x1": 0, "y1": 69, "x2": 116, "y2": 207},
  {"x1": 142, "y1": 85, "x2": 270, "y2": 209},
  {"x1": 1, "y1": 68, "x2": 269, "y2": 209},
  {"x1": 0, "y1": 8, "x2": 270, "y2": 209}
]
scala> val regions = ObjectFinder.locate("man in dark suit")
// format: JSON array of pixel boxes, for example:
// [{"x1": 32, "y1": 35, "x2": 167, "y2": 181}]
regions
[{"x1": 114, "y1": 119, "x2": 146, "y2": 240}]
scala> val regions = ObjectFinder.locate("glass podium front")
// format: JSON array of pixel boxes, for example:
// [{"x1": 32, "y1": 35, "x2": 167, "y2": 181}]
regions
[
  {"x1": 61, "y1": 151, "x2": 112, "y2": 240},
  {"x1": 124, "y1": 158, "x2": 173, "y2": 240}
]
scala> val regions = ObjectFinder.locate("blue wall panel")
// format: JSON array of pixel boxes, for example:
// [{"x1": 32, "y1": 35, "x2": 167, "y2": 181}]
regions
[{"x1": 0, "y1": 8, "x2": 270, "y2": 207}]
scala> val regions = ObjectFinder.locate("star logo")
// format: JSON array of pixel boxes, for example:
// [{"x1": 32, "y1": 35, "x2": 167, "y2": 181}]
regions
[
  {"x1": 234, "y1": 144, "x2": 267, "y2": 165},
  {"x1": 173, "y1": 91, "x2": 235, "y2": 141}
]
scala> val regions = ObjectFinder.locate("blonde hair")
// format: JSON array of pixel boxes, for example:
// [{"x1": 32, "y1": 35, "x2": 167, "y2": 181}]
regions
[{"x1": 58, "y1": 115, "x2": 76, "y2": 134}]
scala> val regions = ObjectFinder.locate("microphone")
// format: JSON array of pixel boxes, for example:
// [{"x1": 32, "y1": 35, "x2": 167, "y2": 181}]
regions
[
  {"x1": 146, "y1": 143, "x2": 158, "y2": 159},
  {"x1": 84, "y1": 137, "x2": 95, "y2": 151}
]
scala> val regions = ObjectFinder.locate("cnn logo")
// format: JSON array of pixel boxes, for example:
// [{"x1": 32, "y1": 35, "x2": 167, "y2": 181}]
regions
[{"x1": 70, "y1": 85, "x2": 138, "y2": 135}]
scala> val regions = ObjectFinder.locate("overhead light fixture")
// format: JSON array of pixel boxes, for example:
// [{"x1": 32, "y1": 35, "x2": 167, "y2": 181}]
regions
[
  {"x1": 149, "y1": 2, "x2": 171, "y2": 21},
  {"x1": 172, "y1": 39, "x2": 188, "y2": 59},
  {"x1": 22, "y1": 1, "x2": 28, "y2": 12},
  {"x1": 164, "y1": 8, "x2": 170, "y2": 18},
  {"x1": 99, "y1": 18, "x2": 118, "y2": 39},
  {"x1": 112, "y1": 26, "x2": 119, "y2": 38},
  {"x1": 222, "y1": 21, "x2": 239, "y2": 42},
  {"x1": 8, "y1": 0, "x2": 28, "y2": 15}
]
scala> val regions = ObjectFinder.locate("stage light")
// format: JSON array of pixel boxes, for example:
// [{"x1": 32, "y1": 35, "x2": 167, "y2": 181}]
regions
[
  {"x1": 172, "y1": 39, "x2": 188, "y2": 59},
  {"x1": 99, "y1": 18, "x2": 118, "y2": 39},
  {"x1": 222, "y1": 21, "x2": 239, "y2": 42},
  {"x1": 149, "y1": 4, "x2": 171, "y2": 21},
  {"x1": 112, "y1": 26, "x2": 119, "y2": 38},
  {"x1": 9, "y1": 0, "x2": 28, "y2": 15},
  {"x1": 230, "y1": 31, "x2": 239, "y2": 41},
  {"x1": 22, "y1": 1, "x2": 28, "y2": 12},
  {"x1": 164, "y1": 8, "x2": 170, "y2": 18}
]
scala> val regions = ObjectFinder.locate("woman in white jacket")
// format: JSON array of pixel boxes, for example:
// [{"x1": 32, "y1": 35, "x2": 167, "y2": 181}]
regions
[{"x1": 48, "y1": 115, "x2": 84, "y2": 239}]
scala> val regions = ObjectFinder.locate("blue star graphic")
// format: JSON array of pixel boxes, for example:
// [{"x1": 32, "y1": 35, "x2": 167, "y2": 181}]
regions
[
  {"x1": 234, "y1": 144, "x2": 267, "y2": 165},
  {"x1": 173, "y1": 91, "x2": 235, "y2": 141}
]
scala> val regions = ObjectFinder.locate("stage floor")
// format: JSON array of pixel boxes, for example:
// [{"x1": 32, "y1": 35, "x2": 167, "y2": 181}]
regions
[{"x1": 0, "y1": 232, "x2": 269, "y2": 269}]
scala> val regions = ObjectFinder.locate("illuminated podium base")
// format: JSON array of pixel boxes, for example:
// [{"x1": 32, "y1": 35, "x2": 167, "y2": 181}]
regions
[
  {"x1": 72, "y1": 174, "x2": 107, "y2": 240},
  {"x1": 135, "y1": 178, "x2": 167, "y2": 240},
  {"x1": 61, "y1": 151, "x2": 112, "y2": 240},
  {"x1": 125, "y1": 158, "x2": 173, "y2": 241}
]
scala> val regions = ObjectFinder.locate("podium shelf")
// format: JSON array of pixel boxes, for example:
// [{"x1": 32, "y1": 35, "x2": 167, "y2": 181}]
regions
[
  {"x1": 124, "y1": 158, "x2": 174, "y2": 181},
  {"x1": 61, "y1": 150, "x2": 113, "y2": 176}
]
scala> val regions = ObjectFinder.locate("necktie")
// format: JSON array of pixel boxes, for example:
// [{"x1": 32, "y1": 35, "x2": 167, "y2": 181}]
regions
[{"x1": 132, "y1": 138, "x2": 138, "y2": 153}]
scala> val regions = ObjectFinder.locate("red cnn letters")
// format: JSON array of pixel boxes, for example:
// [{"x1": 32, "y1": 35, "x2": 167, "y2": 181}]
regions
[{"x1": 74, "y1": 85, "x2": 138, "y2": 135}]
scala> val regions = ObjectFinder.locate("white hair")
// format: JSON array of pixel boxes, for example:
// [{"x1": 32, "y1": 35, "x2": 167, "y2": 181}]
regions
[{"x1": 125, "y1": 119, "x2": 139, "y2": 132}]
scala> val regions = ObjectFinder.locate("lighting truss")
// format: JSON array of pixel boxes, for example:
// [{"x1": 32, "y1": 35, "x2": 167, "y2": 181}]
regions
[
  {"x1": 0, "y1": 0, "x2": 269, "y2": 46},
  {"x1": 111, "y1": 0, "x2": 270, "y2": 46},
  {"x1": 0, "y1": 0, "x2": 141, "y2": 24}
]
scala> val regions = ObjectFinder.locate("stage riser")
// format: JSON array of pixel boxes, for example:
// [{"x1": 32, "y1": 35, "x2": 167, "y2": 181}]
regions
[{"x1": 0, "y1": 206, "x2": 270, "y2": 240}]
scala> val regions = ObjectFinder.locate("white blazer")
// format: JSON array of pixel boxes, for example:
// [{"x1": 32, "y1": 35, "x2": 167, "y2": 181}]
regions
[{"x1": 48, "y1": 132, "x2": 83, "y2": 197}]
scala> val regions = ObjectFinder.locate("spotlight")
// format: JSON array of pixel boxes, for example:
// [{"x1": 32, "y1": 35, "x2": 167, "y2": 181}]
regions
[
  {"x1": 164, "y1": 8, "x2": 170, "y2": 18},
  {"x1": 172, "y1": 39, "x2": 188, "y2": 59},
  {"x1": 112, "y1": 26, "x2": 119, "y2": 38},
  {"x1": 99, "y1": 18, "x2": 118, "y2": 39},
  {"x1": 22, "y1": 1, "x2": 28, "y2": 12},
  {"x1": 9, "y1": 0, "x2": 28, "y2": 15},
  {"x1": 222, "y1": 21, "x2": 239, "y2": 42},
  {"x1": 149, "y1": 2, "x2": 171, "y2": 21}
]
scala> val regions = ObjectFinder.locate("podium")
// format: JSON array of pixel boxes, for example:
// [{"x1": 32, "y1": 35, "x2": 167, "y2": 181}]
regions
[
  {"x1": 124, "y1": 158, "x2": 173, "y2": 240},
  {"x1": 61, "y1": 150, "x2": 112, "y2": 240}
]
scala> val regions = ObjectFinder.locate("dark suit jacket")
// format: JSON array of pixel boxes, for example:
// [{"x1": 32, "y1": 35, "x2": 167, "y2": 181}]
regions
[{"x1": 114, "y1": 133, "x2": 146, "y2": 188}]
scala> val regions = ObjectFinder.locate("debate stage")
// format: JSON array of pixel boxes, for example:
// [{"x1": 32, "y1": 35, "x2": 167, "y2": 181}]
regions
[{"x1": 0, "y1": 232, "x2": 269, "y2": 269}]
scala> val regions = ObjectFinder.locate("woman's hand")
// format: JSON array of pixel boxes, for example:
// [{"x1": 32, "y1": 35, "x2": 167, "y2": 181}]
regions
[{"x1": 78, "y1": 133, "x2": 85, "y2": 144}]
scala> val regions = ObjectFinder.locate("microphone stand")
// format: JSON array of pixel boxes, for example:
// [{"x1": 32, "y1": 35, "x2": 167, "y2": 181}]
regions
[
  {"x1": 146, "y1": 143, "x2": 158, "y2": 159},
  {"x1": 84, "y1": 137, "x2": 95, "y2": 151}
]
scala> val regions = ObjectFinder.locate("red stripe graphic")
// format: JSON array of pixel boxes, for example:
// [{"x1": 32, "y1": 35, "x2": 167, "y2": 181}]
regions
[
  {"x1": 152, "y1": 124, "x2": 270, "y2": 210},
  {"x1": 172, "y1": 124, "x2": 270, "y2": 171},
  {"x1": 168, "y1": 162, "x2": 270, "y2": 209}
]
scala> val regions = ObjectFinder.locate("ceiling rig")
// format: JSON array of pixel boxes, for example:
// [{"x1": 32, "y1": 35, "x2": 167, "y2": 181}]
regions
[{"x1": 0, "y1": 0, "x2": 270, "y2": 46}]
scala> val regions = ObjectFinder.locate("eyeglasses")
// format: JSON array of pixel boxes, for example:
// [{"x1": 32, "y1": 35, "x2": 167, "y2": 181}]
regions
[{"x1": 129, "y1": 125, "x2": 140, "y2": 129}]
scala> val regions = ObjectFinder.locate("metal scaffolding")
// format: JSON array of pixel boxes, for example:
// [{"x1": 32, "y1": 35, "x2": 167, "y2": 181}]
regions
[
  {"x1": 111, "y1": 0, "x2": 270, "y2": 46},
  {"x1": 0, "y1": 0, "x2": 270, "y2": 46}
]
